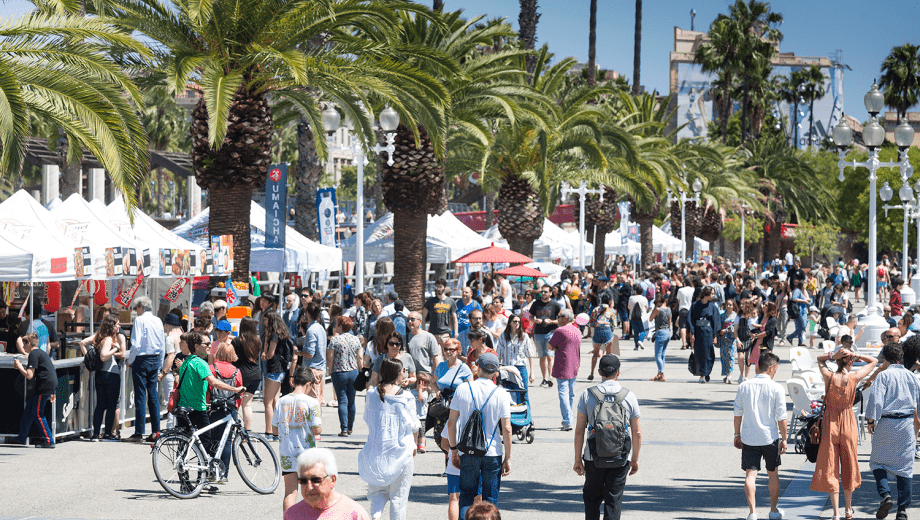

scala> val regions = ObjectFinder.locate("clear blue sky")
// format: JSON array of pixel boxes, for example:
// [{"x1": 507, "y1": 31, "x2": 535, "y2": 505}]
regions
[{"x1": 5, "y1": 0, "x2": 920, "y2": 123}]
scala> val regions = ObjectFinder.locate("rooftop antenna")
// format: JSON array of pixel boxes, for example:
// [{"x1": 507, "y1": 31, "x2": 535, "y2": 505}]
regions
[{"x1": 690, "y1": 8, "x2": 696, "y2": 31}]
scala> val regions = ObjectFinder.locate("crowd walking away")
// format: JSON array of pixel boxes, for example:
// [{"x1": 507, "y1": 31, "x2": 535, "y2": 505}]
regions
[{"x1": 11, "y1": 250, "x2": 920, "y2": 520}]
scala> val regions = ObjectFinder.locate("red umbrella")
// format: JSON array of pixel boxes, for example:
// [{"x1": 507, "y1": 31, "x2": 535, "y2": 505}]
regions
[
  {"x1": 454, "y1": 243, "x2": 534, "y2": 264},
  {"x1": 496, "y1": 265, "x2": 546, "y2": 278}
]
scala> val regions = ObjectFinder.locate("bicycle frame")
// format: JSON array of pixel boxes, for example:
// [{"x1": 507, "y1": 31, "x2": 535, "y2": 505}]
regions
[{"x1": 175, "y1": 408, "x2": 248, "y2": 474}]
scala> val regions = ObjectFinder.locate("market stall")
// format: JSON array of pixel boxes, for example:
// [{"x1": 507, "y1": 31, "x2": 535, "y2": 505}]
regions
[{"x1": 481, "y1": 218, "x2": 591, "y2": 265}]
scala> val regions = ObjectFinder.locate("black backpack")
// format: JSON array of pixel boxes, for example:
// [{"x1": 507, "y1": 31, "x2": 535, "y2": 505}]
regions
[
  {"x1": 83, "y1": 345, "x2": 102, "y2": 372},
  {"x1": 455, "y1": 383, "x2": 500, "y2": 457},
  {"x1": 210, "y1": 365, "x2": 239, "y2": 404},
  {"x1": 275, "y1": 337, "x2": 294, "y2": 367},
  {"x1": 787, "y1": 295, "x2": 801, "y2": 319}
]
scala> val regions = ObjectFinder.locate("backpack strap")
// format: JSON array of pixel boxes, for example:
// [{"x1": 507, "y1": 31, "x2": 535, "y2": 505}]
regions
[{"x1": 479, "y1": 386, "x2": 498, "y2": 411}]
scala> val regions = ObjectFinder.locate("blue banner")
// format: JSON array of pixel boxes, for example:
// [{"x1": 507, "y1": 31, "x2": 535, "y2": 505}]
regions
[
  {"x1": 265, "y1": 164, "x2": 287, "y2": 249},
  {"x1": 317, "y1": 187, "x2": 338, "y2": 247}
]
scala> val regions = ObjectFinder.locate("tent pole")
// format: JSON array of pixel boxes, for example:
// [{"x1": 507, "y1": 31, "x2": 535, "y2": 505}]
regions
[{"x1": 89, "y1": 284, "x2": 94, "y2": 337}]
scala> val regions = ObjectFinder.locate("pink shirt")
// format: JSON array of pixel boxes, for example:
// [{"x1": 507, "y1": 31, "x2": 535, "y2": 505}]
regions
[
  {"x1": 284, "y1": 495, "x2": 370, "y2": 520},
  {"x1": 549, "y1": 323, "x2": 582, "y2": 379}
]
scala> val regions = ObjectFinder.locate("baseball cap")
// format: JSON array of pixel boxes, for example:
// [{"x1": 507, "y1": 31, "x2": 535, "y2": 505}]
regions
[
  {"x1": 597, "y1": 276, "x2": 608, "y2": 282},
  {"x1": 809, "y1": 305, "x2": 819, "y2": 313},
  {"x1": 216, "y1": 319, "x2": 232, "y2": 332},
  {"x1": 476, "y1": 352, "x2": 500, "y2": 373},
  {"x1": 388, "y1": 291, "x2": 399, "y2": 302},
  {"x1": 164, "y1": 313, "x2": 181, "y2": 326},
  {"x1": 598, "y1": 354, "x2": 621, "y2": 376}
]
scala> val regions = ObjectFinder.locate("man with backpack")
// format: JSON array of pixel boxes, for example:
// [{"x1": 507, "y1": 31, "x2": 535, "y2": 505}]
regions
[
  {"x1": 573, "y1": 355, "x2": 641, "y2": 520},
  {"x1": 447, "y1": 352, "x2": 512, "y2": 519},
  {"x1": 391, "y1": 300, "x2": 409, "y2": 339}
]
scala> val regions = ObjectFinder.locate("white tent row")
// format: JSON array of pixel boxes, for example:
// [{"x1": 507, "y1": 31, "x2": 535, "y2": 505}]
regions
[
  {"x1": 172, "y1": 201, "x2": 341, "y2": 273},
  {"x1": 340, "y1": 211, "x2": 491, "y2": 263},
  {"x1": 659, "y1": 221, "x2": 711, "y2": 252},
  {"x1": 605, "y1": 224, "x2": 683, "y2": 254},
  {"x1": 481, "y1": 219, "x2": 593, "y2": 266}
]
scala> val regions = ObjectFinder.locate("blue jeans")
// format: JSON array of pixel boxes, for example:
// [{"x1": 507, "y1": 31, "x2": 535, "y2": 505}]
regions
[
  {"x1": 18, "y1": 394, "x2": 53, "y2": 444},
  {"x1": 132, "y1": 355, "x2": 161, "y2": 435},
  {"x1": 653, "y1": 330, "x2": 670, "y2": 373},
  {"x1": 787, "y1": 314, "x2": 806, "y2": 344},
  {"x1": 211, "y1": 407, "x2": 238, "y2": 478},
  {"x1": 630, "y1": 320, "x2": 645, "y2": 350},
  {"x1": 459, "y1": 454, "x2": 502, "y2": 519},
  {"x1": 516, "y1": 364, "x2": 528, "y2": 393},
  {"x1": 533, "y1": 332, "x2": 555, "y2": 358},
  {"x1": 93, "y1": 371, "x2": 120, "y2": 437},
  {"x1": 556, "y1": 377, "x2": 576, "y2": 427},
  {"x1": 331, "y1": 369, "x2": 358, "y2": 432},
  {"x1": 874, "y1": 468, "x2": 912, "y2": 510},
  {"x1": 458, "y1": 329, "x2": 471, "y2": 356}
]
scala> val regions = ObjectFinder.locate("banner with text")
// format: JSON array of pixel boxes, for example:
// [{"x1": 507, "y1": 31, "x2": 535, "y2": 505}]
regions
[
  {"x1": 265, "y1": 164, "x2": 287, "y2": 249},
  {"x1": 316, "y1": 187, "x2": 338, "y2": 247}
]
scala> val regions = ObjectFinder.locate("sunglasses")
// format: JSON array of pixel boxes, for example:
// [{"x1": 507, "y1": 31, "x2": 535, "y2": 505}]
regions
[
  {"x1": 388, "y1": 341, "x2": 402, "y2": 347},
  {"x1": 885, "y1": 334, "x2": 898, "y2": 339},
  {"x1": 443, "y1": 348, "x2": 459, "y2": 353},
  {"x1": 510, "y1": 320, "x2": 521, "y2": 324},
  {"x1": 298, "y1": 475, "x2": 330, "y2": 486}
]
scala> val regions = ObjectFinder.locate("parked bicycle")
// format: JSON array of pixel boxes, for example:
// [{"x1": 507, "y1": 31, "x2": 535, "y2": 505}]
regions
[{"x1": 151, "y1": 395, "x2": 281, "y2": 499}]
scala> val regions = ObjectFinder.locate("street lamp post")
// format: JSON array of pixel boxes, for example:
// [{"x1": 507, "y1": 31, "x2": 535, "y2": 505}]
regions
[
  {"x1": 882, "y1": 180, "x2": 917, "y2": 306},
  {"x1": 669, "y1": 178, "x2": 702, "y2": 265},
  {"x1": 832, "y1": 81, "x2": 915, "y2": 346},
  {"x1": 912, "y1": 196, "x2": 920, "y2": 297},
  {"x1": 739, "y1": 204, "x2": 750, "y2": 267},
  {"x1": 560, "y1": 181, "x2": 605, "y2": 270},
  {"x1": 322, "y1": 104, "x2": 400, "y2": 295}
]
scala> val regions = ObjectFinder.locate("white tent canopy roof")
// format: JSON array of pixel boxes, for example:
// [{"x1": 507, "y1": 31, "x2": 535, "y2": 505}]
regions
[
  {"x1": 481, "y1": 219, "x2": 592, "y2": 265},
  {"x1": 172, "y1": 201, "x2": 341, "y2": 273},
  {"x1": 340, "y1": 211, "x2": 491, "y2": 263},
  {"x1": 605, "y1": 224, "x2": 682, "y2": 254}
]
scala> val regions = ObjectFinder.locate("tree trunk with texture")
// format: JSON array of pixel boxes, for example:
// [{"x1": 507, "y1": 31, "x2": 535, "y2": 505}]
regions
[
  {"x1": 587, "y1": 0, "x2": 597, "y2": 87},
  {"x1": 60, "y1": 158, "x2": 80, "y2": 200},
  {"x1": 191, "y1": 86, "x2": 273, "y2": 282},
  {"x1": 519, "y1": 0, "x2": 541, "y2": 75},
  {"x1": 632, "y1": 0, "x2": 641, "y2": 94},
  {"x1": 497, "y1": 175, "x2": 543, "y2": 259},
  {"x1": 433, "y1": 0, "x2": 443, "y2": 10},
  {"x1": 393, "y1": 209, "x2": 427, "y2": 312},
  {"x1": 636, "y1": 214, "x2": 655, "y2": 268},
  {"x1": 156, "y1": 167, "x2": 164, "y2": 217},
  {"x1": 294, "y1": 117, "x2": 323, "y2": 241}
]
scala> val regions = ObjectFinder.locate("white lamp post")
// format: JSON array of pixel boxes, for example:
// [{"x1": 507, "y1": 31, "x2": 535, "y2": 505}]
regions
[
  {"x1": 739, "y1": 204, "x2": 750, "y2": 267},
  {"x1": 912, "y1": 179, "x2": 920, "y2": 298},
  {"x1": 833, "y1": 81, "x2": 915, "y2": 346},
  {"x1": 882, "y1": 181, "x2": 917, "y2": 305},
  {"x1": 669, "y1": 177, "x2": 702, "y2": 265},
  {"x1": 560, "y1": 180, "x2": 605, "y2": 269},
  {"x1": 322, "y1": 104, "x2": 399, "y2": 295}
]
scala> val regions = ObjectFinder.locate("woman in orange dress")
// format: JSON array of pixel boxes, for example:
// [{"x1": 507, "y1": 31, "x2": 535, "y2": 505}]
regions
[{"x1": 810, "y1": 347, "x2": 878, "y2": 520}]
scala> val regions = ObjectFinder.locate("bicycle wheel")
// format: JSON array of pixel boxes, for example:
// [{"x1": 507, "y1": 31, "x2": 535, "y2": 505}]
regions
[
  {"x1": 152, "y1": 433, "x2": 208, "y2": 499},
  {"x1": 233, "y1": 431, "x2": 280, "y2": 494}
]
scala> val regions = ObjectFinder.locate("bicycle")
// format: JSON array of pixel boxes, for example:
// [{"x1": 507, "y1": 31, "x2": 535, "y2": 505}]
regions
[{"x1": 151, "y1": 396, "x2": 281, "y2": 499}]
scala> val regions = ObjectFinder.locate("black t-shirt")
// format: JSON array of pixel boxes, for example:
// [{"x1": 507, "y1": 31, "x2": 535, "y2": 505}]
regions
[
  {"x1": 529, "y1": 299, "x2": 562, "y2": 335},
  {"x1": 598, "y1": 287, "x2": 617, "y2": 309},
  {"x1": 423, "y1": 295, "x2": 457, "y2": 335},
  {"x1": 26, "y1": 348, "x2": 57, "y2": 397},
  {"x1": 761, "y1": 317, "x2": 778, "y2": 351},
  {"x1": 232, "y1": 336, "x2": 262, "y2": 383},
  {"x1": 790, "y1": 268, "x2": 806, "y2": 284},
  {"x1": 616, "y1": 284, "x2": 631, "y2": 312}
]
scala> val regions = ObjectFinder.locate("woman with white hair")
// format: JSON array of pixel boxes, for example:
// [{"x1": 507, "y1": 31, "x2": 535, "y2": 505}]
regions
[{"x1": 285, "y1": 448, "x2": 370, "y2": 519}]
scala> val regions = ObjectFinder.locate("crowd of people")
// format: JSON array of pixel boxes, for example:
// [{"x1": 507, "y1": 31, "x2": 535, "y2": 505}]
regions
[{"x1": 12, "y1": 248, "x2": 920, "y2": 520}]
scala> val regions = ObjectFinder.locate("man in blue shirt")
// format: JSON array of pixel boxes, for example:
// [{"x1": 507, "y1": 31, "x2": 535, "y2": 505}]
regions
[
  {"x1": 127, "y1": 296, "x2": 165, "y2": 442},
  {"x1": 456, "y1": 287, "x2": 482, "y2": 354},
  {"x1": 342, "y1": 281, "x2": 354, "y2": 309}
]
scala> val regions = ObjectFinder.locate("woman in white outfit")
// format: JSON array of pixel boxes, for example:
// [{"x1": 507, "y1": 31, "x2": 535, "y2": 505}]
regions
[{"x1": 359, "y1": 357, "x2": 420, "y2": 520}]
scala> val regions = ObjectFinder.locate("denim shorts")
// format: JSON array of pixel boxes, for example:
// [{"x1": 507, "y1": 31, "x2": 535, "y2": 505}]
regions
[
  {"x1": 447, "y1": 474, "x2": 482, "y2": 495},
  {"x1": 533, "y1": 332, "x2": 555, "y2": 358},
  {"x1": 265, "y1": 371, "x2": 285, "y2": 383},
  {"x1": 592, "y1": 325, "x2": 613, "y2": 345}
]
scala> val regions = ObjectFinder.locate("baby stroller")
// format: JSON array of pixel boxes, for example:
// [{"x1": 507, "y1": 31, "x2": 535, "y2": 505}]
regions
[
  {"x1": 817, "y1": 305, "x2": 844, "y2": 341},
  {"x1": 499, "y1": 367, "x2": 535, "y2": 444},
  {"x1": 794, "y1": 403, "x2": 824, "y2": 463}
]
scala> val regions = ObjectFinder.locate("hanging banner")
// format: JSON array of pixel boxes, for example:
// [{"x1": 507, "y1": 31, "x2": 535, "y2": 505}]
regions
[
  {"x1": 226, "y1": 280, "x2": 240, "y2": 307},
  {"x1": 317, "y1": 187, "x2": 338, "y2": 247},
  {"x1": 617, "y1": 202, "x2": 631, "y2": 245},
  {"x1": 164, "y1": 277, "x2": 190, "y2": 302},
  {"x1": 265, "y1": 164, "x2": 288, "y2": 249},
  {"x1": 116, "y1": 270, "x2": 144, "y2": 308}
]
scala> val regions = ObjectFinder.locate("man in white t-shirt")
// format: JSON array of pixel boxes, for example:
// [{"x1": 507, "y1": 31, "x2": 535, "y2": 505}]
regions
[
  {"x1": 785, "y1": 250, "x2": 794, "y2": 267},
  {"x1": 447, "y1": 353, "x2": 512, "y2": 519},
  {"x1": 496, "y1": 273, "x2": 513, "y2": 311},
  {"x1": 677, "y1": 279, "x2": 695, "y2": 350}
]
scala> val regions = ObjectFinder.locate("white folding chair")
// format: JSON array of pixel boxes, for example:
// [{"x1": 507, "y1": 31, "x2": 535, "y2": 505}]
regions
[
  {"x1": 798, "y1": 369, "x2": 826, "y2": 393},
  {"x1": 790, "y1": 347, "x2": 815, "y2": 376},
  {"x1": 787, "y1": 379, "x2": 816, "y2": 435},
  {"x1": 825, "y1": 317, "x2": 840, "y2": 340},
  {"x1": 821, "y1": 340, "x2": 836, "y2": 355}
]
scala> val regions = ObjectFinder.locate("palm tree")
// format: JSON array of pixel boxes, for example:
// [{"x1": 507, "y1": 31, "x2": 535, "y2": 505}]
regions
[
  {"x1": 777, "y1": 69, "x2": 808, "y2": 147},
  {"x1": 377, "y1": 10, "x2": 546, "y2": 309},
  {"x1": 632, "y1": 0, "x2": 641, "y2": 95},
  {"x1": 586, "y1": 0, "x2": 597, "y2": 87},
  {"x1": 880, "y1": 43, "x2": 920, "y2": 122},
  {"x1": 139, "y1": 86, "x2": 190, "y2": 217},
  {"x1": 799, "y1": 65, "x2": 826, "y2": 148},
  {"x1": 695, "y1": 20, "x2": 739, "y2": 144},
  {"x1": 108, "y1": 0, "x2": 449, "y2": 281},
  {"x1": 0, "y1": 12, "x2": 149, "y2": 207},
  {"x1": 519, "y1": 0, "x2": 540, "y2": 75}
]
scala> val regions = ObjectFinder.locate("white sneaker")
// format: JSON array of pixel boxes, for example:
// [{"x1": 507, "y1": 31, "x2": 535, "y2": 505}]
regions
[
  {"x1": 768, "y1": 509, "x2": 784, "y2": 520},
  {"x1": 746, "y1": 513, "x2": 757, "y2": 520}
]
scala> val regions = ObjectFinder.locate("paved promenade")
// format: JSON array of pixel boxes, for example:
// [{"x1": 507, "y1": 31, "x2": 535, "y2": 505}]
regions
[{"x1": 2, "y1": 318, "x2": 917, "y2": 519}]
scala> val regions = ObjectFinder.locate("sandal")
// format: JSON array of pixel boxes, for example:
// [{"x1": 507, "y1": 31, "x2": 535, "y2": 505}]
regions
[{"x1": 845, "y1": 509, "x2": 854, "y2": 520}]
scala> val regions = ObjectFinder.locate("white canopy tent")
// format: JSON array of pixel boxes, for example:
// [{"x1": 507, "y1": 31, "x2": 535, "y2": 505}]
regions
[
  {"x1": 101, "y1": 199, "x2": 200, "y2": 252},
  {"x1": 481, "y1": 219, "x2": 592, "y2": 265},
  {"x1": 605, "y1": 237, "x2": 641, "y2": 256},
  {"x1": 172, "y1": 201, "x2": 341, "y2": 273},
  {"x1": 340, "y1": 211, "x2": 491, "y2": 263},
  {"x1": 0, "y1": 226, "x2": 75, "y2": 281},
  {"x1": 605, "y1": 224, "x2": 682, "y2": 254}
]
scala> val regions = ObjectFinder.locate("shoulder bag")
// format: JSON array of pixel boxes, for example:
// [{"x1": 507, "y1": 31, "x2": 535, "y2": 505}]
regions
[
  {"x1": 167, "y1": 355, "x2": 193, "y2": 413},
  {"x1": 428, "y1": 366, "x2": 462, "y2": 419}
]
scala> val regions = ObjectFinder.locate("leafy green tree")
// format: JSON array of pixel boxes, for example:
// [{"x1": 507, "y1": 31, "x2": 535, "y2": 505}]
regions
[
  {"x1": 0, "y1": 13, "x2": 149, "y2": 207},
  {"x1": 723, "y1": 213, "x2": 764, "y2": 245},
  {"x1": 334, "y1": 163, "x2": 377, "y2": 201},
  {"x1": 880, "y1": 43, "x2": 920, "y2": 122},
  {"x1": 794, "y1": 220, "x2": 839, "y2": 266},
  {"x1": 140, "y1": 86, "x2": 190, "y2": 216},
  {"x1": 108, "y1": 0, "x2": 450, "y2": 281}
]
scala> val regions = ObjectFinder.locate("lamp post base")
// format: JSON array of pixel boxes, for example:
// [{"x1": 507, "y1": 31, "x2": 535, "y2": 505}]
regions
[
  {"x1": 901, "y1": 285, "x2": 916, "y2": 308},
  {"x1": 911, "y1": 273, "x2": 920, "y2": 302}
]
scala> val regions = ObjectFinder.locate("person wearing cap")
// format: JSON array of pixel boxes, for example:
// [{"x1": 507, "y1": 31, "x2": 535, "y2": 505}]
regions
[
  {"x1": 382, "y1": 291, "x2": 399, "y2": 317},
  {"x1": 573, "y1": 354, "x2": 641, "y2": 520},
  {"x1": 447, "y1": 352, "x2": 512, "y2": 519},
  {"x1": 208, "y1": 319, "x2": 233, "y2": 365}
]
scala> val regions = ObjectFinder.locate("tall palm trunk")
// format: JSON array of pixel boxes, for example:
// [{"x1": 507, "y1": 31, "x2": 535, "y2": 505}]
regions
[
  {"x1": 808, "y1": 98, "x2": 815, "y2": 148},
  {"x1": 765, "y1": 201, "x2": 786, "y2": 264},
  {"x1": 587, "y1": 0, "x2": 597, "y2": 87},
  {"x1": 632, "y1": 0, "x2": 641, "y2": 94},
  {"x1": 720, "y1": 78, "x2": 731, "y2": 144},
  {"x1": 792, "y1": 98, "x2": 799, "y2": 147},
  {"x1": 632, "y1": 197, "x2": 659, "y2": 267},
  {"x1": 191, "y1": 87, "x2": 273, "y2": 282},
  {"x1": 433, "y1": 0, "x2": 443, "y2": 10},
  {"x1": 381, "y1": 124, "x2": 443, "y2": 311},
  {"x1": 519, "y1": 0, "x2": 541, "y2": 75},
  {"x1": 294, "y1": 117, "x2": 323, "y2": 241},
  {"x1": 497, "y1": 175, "x2": 542, "y2": 258},
  {"x1": 156, "y1": 167, "x2": 164, "y2": 216}
]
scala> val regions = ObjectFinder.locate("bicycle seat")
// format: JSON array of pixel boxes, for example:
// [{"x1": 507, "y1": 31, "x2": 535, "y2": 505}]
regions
[{"x1": 173, "y1": 406, "x2": 192, "y2": 417}]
